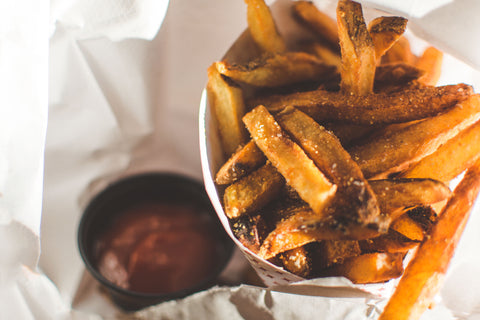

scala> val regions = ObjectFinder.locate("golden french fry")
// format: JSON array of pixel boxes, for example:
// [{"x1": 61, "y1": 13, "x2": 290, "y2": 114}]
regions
[
  {"x1": 245, "y1": 0, "x2": 286, "y2": 54},
  {"x1": 381, "y1": 36, "x2": 417, "y2": 65},
  {"x1": 223, "y1": 163, "x2": 284, "y2": 219},
  {"x1": 337, "y1": 0, "x2": 376, "y2": 95},
  {"x1": 369, "y1": 178, "x2": 451, "y2": 215},
  {"x1": 243, "y1": 105, "x2": 337, "y2": 216},
  {"x1": 250, "y1": 83, "x2": 473, "y2": 125},
  {"x1": 231, "y1": 214, "x2": 268, "y2": 254},
  {"x1": 215, "y1": 140, "x2": 265, "y2": 185},
  {"x1": 305, "y1": 41, "x2": 342, "y2": 68},
  {"x1": 259, "y1": 205, "x2": 382, "y2": 260},
  {"x1": 292, "y1": 1, "x2": 339, "y2": 50},
  {"x1": 207, "y1": 64, "x2": 249, "y2": 157},
  {"x1": 278, "y1": 246, "x2": 312, "y2": 278},
  {"x1": 368, "y1": 16, "x2": 408, "y2": 60},
  {"x1": 401, "y1": 119, "x2": 480, "y2": 182},
  {"x1": 379, "y1": 158, "x2": 480, "y2": 320},
  {"x1": 350, "y1": 94, "x2": 480, "y2": 178},
  {"x1": 416, "y1": 46, "x2": 443, "y2": 86},
  {"x1": 276, "y1": 106, "x2": 380, "y2": 225},
  {"x1": 390, "y1": 214, "x2": 425, "y2": 241},
  {"x1": 318, "y1": 252, "x2": 404, "y2": 284},
  {"x1": 360, "y1": 230, "x2": 419, "y2": 254},
  {"x1": 216, "y1": 52, "x2": 336, "y2": 87},
  {"x1": 310, "y1": 240, "x2": 361, "y2": 268},
  {"x1": 374, "y1": 63, "x2": 424, "y2": 89}
]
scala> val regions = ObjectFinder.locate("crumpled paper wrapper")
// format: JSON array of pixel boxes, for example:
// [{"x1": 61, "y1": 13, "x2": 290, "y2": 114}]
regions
[{"x1": 2, "y1": 0, "x2": 480, "y2": 319}]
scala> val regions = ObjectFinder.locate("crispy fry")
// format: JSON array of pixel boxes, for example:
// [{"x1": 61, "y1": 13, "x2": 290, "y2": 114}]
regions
[
  {"x1": 368, "y1": 16, "x2": 407, "y2": 60},
  {"x1": 337, "y1": 0, "x2": 376, "y2": 95},
  {"x1": 416, "y1": 46, "x2": 443, "y2": 86},
  {"x1": 216, "y1": 52, "x2": 336, "y2": 87},
  {"x1": 223, "y1": 163, "x2": 284, "y2": 219},
  {"x1": 207, "y1": 64, "x2": 249, "y2": 157},
  {"x1": 381, "y1": 36, "x2": 416, "y2": 65},
  {"x1": 379, "y1": 158, "x2": 480, "y2": 320},
  {"x1": 250, "y1": 83, "x2": 472, "y2": 125},
  {"x1": 305, "y1": 41, "x2": 342, "y2": 68},
  {"x1": 245, "y1": 0, "x2": 286, "y2": 54},
  {"x1": 318, "y1": 252, "x2": 404, "y2": 284},
  {"x1": 259, "y1": 206, "x2": 382, "y2": 260},
  {"x1": 278, "y1": 246, "x2": 312, "y2": 278},
  {"x1": 369, "y1": 178, "x2": 451, "y2": 215},
  {"x1": 390, "y1": 214, "x2": 425, "y2": 241},
  {"x1": 374, "y1": 63, "x2": 424, "y2": 89},
  {"x1": 243, "y1": 105, "x2": 337, "y2": 215},
  {"x1": 360, "y1": 230, "x2": 419, "y2": 254},
  {"x1": 276, "y1": 106, "x2": 380, "y2": 225},
  {"x1": 310, "y1": 240, "x2": 361, "y2": 268},
  {"x1": 350, "y1": 94, "x2": 480, "y2": 178},
  {"x1": 215, "y1": 140, "x2": 265, "y2": 185},
  {"x1": 292, "y1": 1, "x2": 339, "y2": 50},
  {"x1": 401, "y1": 119, "x2": 480, "y2": 182},
  {"x1": 231, "y1": 214, "x2": 268, "y2": 254}
]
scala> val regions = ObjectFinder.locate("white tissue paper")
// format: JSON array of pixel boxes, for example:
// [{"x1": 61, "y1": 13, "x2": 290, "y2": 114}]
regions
[{"x1": 1, "y1": 0, "x2": 480, "y2": 319}]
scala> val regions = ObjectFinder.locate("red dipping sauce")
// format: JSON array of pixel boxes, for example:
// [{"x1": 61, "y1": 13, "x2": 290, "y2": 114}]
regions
[{"x1": 94, "y1": 202, "x2": 220, "y2": 294}]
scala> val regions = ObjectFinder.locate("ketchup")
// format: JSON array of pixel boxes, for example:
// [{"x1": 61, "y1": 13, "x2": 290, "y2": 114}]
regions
[{"x1": 95, "y1": 202, "x2": 220, "y2": 294}]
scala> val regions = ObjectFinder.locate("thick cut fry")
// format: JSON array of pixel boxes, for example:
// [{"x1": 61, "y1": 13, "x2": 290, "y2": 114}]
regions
[
  {"x1": 416, "y1": 46, "x2": 443, "y2": 86},
  {"x1": 368, "y1": 16, "x2": 407, "y2": 60},
  {"x1": 360, "y1": 230, "x2": 419, "y2": 254},
  {"x1": 223, "y1": 163, "x2": 284, "y2": 219},
  {"x1": 243, "y1": 105, "x2": 336, "y2": 215},
  {"x1": 245, "y1": 0, "x2": 286, "y2": 54},
  {"x1": 231, "y1": 214, "x2": 268, "y2": 254},
  {"x1": 390, "y1": 214, "x2": 425, "y2": 241},
  {"x1": 350, "y1": 94, "x2": 480, "y2": 178},
  {"x1": 374, "y1": 63, "x2": 424, "y2": 89},
  {"x1": 215, "y1": 140, "x2": 265, "y2": 185},
  {"x1": 381, "y1": 36, "x2": 416, "y2": 65},
  {"x1": 310, "y1": 240, "x2": 361, "y2": 268},
  {"x1": 369, "y1": 178, "x2": 451, "y2": 215},
  {"x1": 250, "y1": 84, "x2": 473, "y2": 125},
  {"x1": 305, "y1": 41, "x2": 342, "y2": 68},
  {"x1": 337, "y1": 0, "x2": 376, "y2": 95},
  {"x1": 401, "y1": 119, "x2": 480, "y2": 182},
  {"x1": 318, "y1": 252, "x2": 404, "y2": 284},
  {"x1": 207, "y1": 64, "x2": 248, "y2": 157},
  {"x1": 278, "y1": 246, "x2": 312, "y2": 278},
  {"x1": 379, "y1": 158, "x2": 480, "y2": 320},
  {"x1": 292, "y1": 1, "x2": 339, "y2": 50},
  {"x1": 276, "y1": 107, "x2": 380, "y2": 225},
  {"x1": 216, "y1": 52, "x2": 336, "y2": 87},
  {"x1": 259, "y1": 206, "x2": 382, "y2": 259}
]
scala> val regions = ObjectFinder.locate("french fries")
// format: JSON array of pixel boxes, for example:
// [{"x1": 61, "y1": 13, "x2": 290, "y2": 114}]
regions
[
  {"x1": 318, "y1": 252, "x2": 404, "y2": 284},
  {"x1": 223, "y1": 162, "x2": 284, "y2": 219},
  {"x1": 245, "y1": 0, "x2": 286, "y2": 54},
  {"x1": 350, "y1": 94, "x2": 480, "y2": 178},
  {"x1": 215, "y1": 140, "x2": 265, "y2": 185},
  {"x1": 380, "y1": 158, "x2": 480, "y2": 320},
  {"x1": 337, "y1": 0, "x2": 376, "y2": 95},
  {"x1": 292, "y1": 0, "x2": 339, "y2": 51},
  {"x1": 250, "y1": 83, "x2": 472, "y2": 125},
  {"x1": 215, "y1": 52, "x2": 336, "y2": 87},
  {"x1": 416, "y1": 46, "x2": 443, "y2": 86},
  {"x1": 368, "y1": 16, "x2": 408, "y2": 60},
  {"x1": 206, "y1": 1, "x2": 480, "y2": 317},
  {"x1": 275, "y1": 106, "x2": 380, "y2": 225},
  {"x1": 207, "y1": 64, "x2": 248, "y2": 157},
  {"x1": 401, "y1": 118, "x2": 480, "y2": 182},
  {"x1": 243, "y1": 105, "x2": 337, "y2": 216}
]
